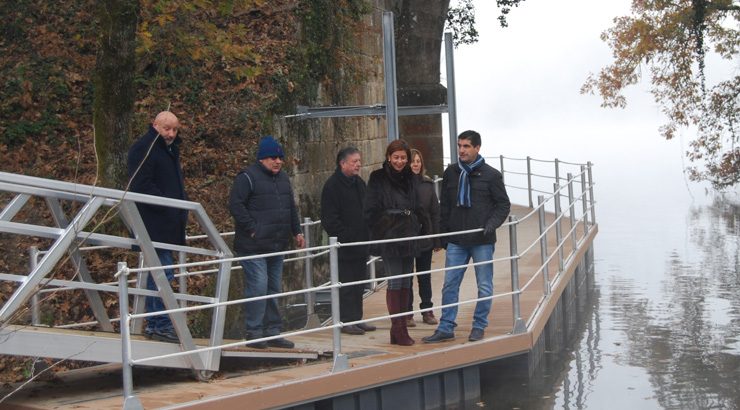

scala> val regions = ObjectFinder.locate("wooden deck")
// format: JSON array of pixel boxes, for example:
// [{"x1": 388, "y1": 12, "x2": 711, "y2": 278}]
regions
[{"x1": 2, "y1": 205, "x2": 598, "y2": 409}]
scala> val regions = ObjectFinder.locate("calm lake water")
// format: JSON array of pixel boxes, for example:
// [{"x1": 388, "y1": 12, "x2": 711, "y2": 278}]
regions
[
  {"x1": 444, "y1": 0, "x2": 740, "y2": 406},
  {"x1": 478, "y1": 162, "x2": 740, "y2": 409}
]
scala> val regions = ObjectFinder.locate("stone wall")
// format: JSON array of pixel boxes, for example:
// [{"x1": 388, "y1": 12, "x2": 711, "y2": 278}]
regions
[
  {"x1": 277, "y1": 3, "x2": 390, "y2": 223},
  {"x1": 271, "y1": 2, "x2": 448, "y2": 306}
]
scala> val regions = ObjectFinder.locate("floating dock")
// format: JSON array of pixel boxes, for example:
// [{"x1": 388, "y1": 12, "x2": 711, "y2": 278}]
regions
[{"x1": 2, "y1": 201, "x2": 597, "y2": 409}]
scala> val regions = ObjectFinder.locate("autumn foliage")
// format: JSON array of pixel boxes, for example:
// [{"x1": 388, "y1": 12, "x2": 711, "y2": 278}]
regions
[
  {"x1": 582, "y1": 0, "x2": 739, "y2": 189},
  {"x1": 0, "y1": 0, "x2": 369, "y2": 383}
]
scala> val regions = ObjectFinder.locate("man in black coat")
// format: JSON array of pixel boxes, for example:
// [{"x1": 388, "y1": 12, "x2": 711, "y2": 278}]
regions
[
  {"x1": 320, "y1": 147, "x2": 375, "y2": 335},
  {"x1": 127, "y1": 111, "x2": 187, "y2": 343},
  {"x1": 229, "y1": 136, "x2": 305, "y2": 349},
  {"x1": 423, "y1": 130, "x2": 511, "y2": 344}
]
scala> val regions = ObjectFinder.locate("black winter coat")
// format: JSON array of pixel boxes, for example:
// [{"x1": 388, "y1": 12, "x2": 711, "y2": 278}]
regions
[
  {"x1": 415, "y1": 174, "x2": 441, "y2": 252},
  {"x1": 127, "y1": 125, "x2": 188, "y2": 245},
  {"x1": 363, "y1": 162, "x2": 420, "y2": 258},
  {"x1": 320, "y1": 168, "x2": 370, "y2": 259},
  {"x1": 229, "y1": 162, "x2": 301, "y2": 254},
  {"x1": 440, "y1": 161, "x2": 510, "y2": 246}
]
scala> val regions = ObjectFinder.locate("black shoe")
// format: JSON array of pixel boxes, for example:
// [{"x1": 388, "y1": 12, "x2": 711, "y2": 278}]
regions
[
  {"x1": 266, "y1": 337, "x2": 295, "y2": 349},
  {"x1": 422, "y1": 330, "x2": 455, "y2": 344},
  {"x1": 245, "y1": 333, "x2": 268, "y2": 349},
  {"x1": 151, "y1": 327, "x2": 179, "y2": 343},
  {"x1": 356, "y1": 322, "x2": 376, "y2": 332},
  {"x1": 468, "y1": 328, "x2": 485, "y2": 342},
  {"x1": 341, "y1": 325, "x2": 365, "y2": 335},
  {"x1": 143, "y1": 327, "x2": 154, "y2": 339}
]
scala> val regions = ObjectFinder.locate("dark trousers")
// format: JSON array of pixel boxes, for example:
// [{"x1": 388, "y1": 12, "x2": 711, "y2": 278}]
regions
[
  {"x1": 145, "y1": 249, "x2": 176, "y2": 331},
  {"x1": 409, "y1": 249, "x2": 434, "y2": 311},
  {"x1": 339, "y1": 257, "x2": 367, "y2": 322}
]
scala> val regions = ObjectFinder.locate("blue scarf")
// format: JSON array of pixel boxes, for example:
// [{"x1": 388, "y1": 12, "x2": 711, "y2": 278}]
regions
[{"x1": 457, "y1": 155, "x2": 484, "y2": 207}]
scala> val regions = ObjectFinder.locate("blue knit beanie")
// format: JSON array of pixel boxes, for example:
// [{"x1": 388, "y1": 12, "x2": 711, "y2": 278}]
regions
[{"x1": 257, "y1": 136, "x2": 284, "y2": 160}]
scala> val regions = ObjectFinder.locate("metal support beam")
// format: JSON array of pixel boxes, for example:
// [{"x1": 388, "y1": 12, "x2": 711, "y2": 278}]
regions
[
  {"x1": 46, "y1": 198, "x2": 114, "y2": 331},
  {"x1": 0, "y1": 193, "x2": 30, "y2": 221},
  {"x1": 0, "y1": 196, "x2": 104, "y2": 324},
  {"x1": 0, "y1": 273, "x2": 216, "y2": 304},
  {"x1": 284, "y1": 15, "x2": 461, "y2": 172},
  {"x1": 382, "y1": 11, "x2": 399, "y2": 143},
  {"x1": 288, "y1": 104, "x2": 450, "y2": 120},
  {"x1": 444, "y1": 32, "x2": 459, "y2": 162},
  {"x1": 189, "y1": 202, "x2": 232, "y2": 370},
  {"x1": 118, "y1": 201, "x2": 207, "y2": 371},
  {"x1": 0, "y1": 220, "x2": 222, "y2": 257}
]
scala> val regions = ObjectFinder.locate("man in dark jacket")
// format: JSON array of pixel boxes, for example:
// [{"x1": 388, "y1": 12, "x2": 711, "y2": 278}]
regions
[
  {"x1": 229, "y1": 136, "x2": 305, "y2": 349},
  {"x1": 127, "y1": 111, "x2": 187, "y2": 343},
  {"x1": 423, "y1": 130, "x2": 510, "y2": 344},
  {"x1": 320, "y1": 147, "x2": 375, "y2": 335}
]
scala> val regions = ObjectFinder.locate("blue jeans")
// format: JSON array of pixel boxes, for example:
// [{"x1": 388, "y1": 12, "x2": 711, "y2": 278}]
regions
[
  {"x1": 437, "y1": 243, "x2": 495, "y2": 334},
  {"x1": 145, "y1": 249, "x2": 176, "y2": 331},
  {"x1": 241, "y1": 255, "x2": 284, "y2": 337}
]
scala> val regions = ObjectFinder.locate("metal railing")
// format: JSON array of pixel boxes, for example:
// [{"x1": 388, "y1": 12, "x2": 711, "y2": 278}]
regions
[
  {"x1": 112, "y1": 158, "x2": 595, "y2": 403},
  {"x1": 0, "y1": 157, "x2": 595, "y2": 407}
]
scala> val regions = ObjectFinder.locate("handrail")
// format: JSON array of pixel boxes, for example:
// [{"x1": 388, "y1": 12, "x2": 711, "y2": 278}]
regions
[
  {"x1": 117, "y1": 162, "x2": 595, "y2": 377},
  {"x1": 0, "y1": 155, "x2": 595, "y2": 404}
]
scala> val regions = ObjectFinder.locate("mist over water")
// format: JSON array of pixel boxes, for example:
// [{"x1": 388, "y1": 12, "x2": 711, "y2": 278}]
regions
[{"x1": 442, "y1": 0, "x2": 740, "y2": 407}]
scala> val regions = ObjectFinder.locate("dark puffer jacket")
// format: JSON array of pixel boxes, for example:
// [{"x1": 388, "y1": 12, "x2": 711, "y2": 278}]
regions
[
  {"x1": 229, "y1": 162, "x2": 301, "y2": 254},
  {"x1": 320, "y1": 167, "x2": 370, "y2": 259},
  {"x1": 127, "y1": 125, "x2": 188, "y2": 245},
  {"x1": 440, "y1": 161, "x2": 510, "y2": 246},
  {"x1": 363, "y1": 162, "x2": 420, "y2": 258}
]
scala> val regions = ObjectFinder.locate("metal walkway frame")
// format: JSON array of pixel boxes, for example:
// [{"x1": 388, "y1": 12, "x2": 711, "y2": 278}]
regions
[
  {"x1": 0, "y1": 171, "x2": 233, "y2": 372},
  {"x1": 286, "y1": 12, "x2": 460, "y2": 160}
]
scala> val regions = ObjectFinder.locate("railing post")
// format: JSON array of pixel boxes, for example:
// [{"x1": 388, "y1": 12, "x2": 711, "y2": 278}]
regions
[
  {"x1": 499, "y1": 155, "x2": 505, "y2": 184},
  {"x1": 329, "y1": 237, "x2": 348, "y2": 371},
  {"x1": 508, "y1": 216, "x2": 526, "y2": 334},
  {"x1": 30, "y1": 246, "x2": 40, "y2": 326},
  {"x1": 553, "y1": 183, "x2": 564, "y2": 273},
  {"x1": 554, "y1": 158, "x2": 560, "y2": 185},
  {"x1": 178, "y1": 251, "x2": 187, "y2": 308},
  {"x1": 580, "y1": 165, "x2": 589, "y2": 236},
  {"x1": 118, "y1": 261, "x2": 143, "y2": 410},
  {"x1": 537, "y1": 196, "x2": 551, "y2": 295},
  {"x1": 303, "y1": 218, "x2": 320, "y2": 329},
  {"x1": 369, "y1": 257, "x2": 378, "y2": 291},
  {"x1": 587, "y1": 161, "x2": 596, "y2": 226},
  {"x1": 526, "y1": 156, "x2": 533, "y2": 208},
  {"x1": 567, "y1": 173, "x2": 578, "y2": 251},
  {"x1": 131, "y1": 253, "x2": 147, "y2": 333}
]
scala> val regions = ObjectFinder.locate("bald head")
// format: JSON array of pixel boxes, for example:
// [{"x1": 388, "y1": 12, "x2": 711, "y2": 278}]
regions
[{"x1": 153, "y1": 111, "x2": 180, "y2": 145}]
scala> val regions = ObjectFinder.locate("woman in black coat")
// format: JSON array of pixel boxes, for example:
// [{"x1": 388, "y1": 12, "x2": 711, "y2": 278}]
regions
[
  {"x1": 406, "y1": 149, "x2": 441, "y2": 327},
  {"x1": 364, "y1": 139, "x2": 420, "y2": 346}
]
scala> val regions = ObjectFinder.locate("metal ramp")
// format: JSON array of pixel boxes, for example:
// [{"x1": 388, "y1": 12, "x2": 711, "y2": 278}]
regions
[{"x1": 0, "y1": 171, "x2": 238, "y2": 372}]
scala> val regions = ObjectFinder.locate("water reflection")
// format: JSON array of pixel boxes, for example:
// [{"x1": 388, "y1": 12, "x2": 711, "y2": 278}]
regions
[{"x1": 480, "y1": 199, "x2": 739, "y2": 409}]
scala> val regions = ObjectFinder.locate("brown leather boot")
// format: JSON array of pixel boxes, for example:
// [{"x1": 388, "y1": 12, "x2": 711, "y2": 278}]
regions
[
  {"x1": 398, "y1": 287, "x2": 415, "y2": 344},
  {"x1": 422, "y1": 311, "x2": 438, "y2": 325},
  {"x1": 386, "y1": 289, "x2": 415, "y2": 346}
]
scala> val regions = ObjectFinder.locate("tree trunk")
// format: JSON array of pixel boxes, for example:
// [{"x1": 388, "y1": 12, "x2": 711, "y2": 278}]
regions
[{"x1": 93, "y1": 0, "x2": 138, "y2": 189}]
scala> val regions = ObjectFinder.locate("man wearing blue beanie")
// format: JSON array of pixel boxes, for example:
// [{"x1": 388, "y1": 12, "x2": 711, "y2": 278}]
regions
[{"x1": 229, "y1": 136, "x2": 305, "y2": 348}]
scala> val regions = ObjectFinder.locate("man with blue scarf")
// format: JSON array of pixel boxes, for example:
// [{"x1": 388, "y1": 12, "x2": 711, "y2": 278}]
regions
[{"x1": 423, "y1": 130, "x2": 510, "y2": 343}]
